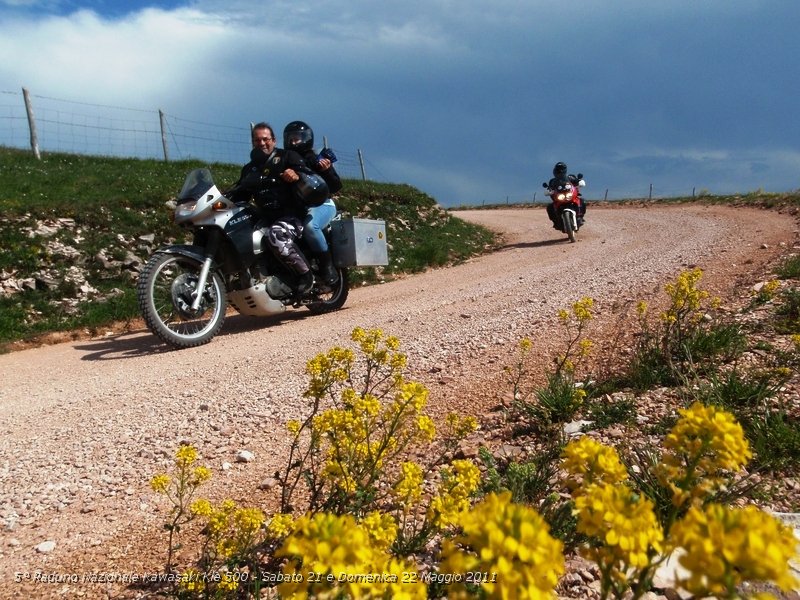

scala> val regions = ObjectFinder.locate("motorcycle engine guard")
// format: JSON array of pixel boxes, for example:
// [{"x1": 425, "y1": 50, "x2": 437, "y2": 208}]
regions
[{"x1": 228, "y1": 283, "x2": 286, "y2": 316}]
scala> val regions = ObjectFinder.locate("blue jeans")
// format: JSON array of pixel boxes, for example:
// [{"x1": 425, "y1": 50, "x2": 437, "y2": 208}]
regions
[{"x1": 303, "y1": 198, "x2": 337, "y2": 253}]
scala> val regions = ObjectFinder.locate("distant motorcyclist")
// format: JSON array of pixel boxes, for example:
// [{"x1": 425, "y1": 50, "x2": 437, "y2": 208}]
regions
[{"x1": 546, "y1": 162, "x2": 586, "y2": 228}]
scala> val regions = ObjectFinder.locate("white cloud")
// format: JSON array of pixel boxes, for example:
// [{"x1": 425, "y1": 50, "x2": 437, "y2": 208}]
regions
[{"x1": 0, "y1": 8, "x2": 234, "y2": 106}]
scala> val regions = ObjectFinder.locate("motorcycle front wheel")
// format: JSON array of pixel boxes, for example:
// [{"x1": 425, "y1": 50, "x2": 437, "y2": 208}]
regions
[
  {"x1": 137, "y1": 252, "x2": 227, "y2": 348},
  {"x1": 562, "y1": 212, "x2": 577, "y2": 243},
  {"x1": 307, "y1": 268, "x2": 349, "y2": 314}
]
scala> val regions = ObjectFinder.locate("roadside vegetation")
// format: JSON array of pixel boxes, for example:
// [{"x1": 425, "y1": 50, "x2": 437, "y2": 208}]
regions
[
  {"x1": 148, "y1": 263, "x2": 800, "y2": 599},
  {"x1": 0, "y1": 147, "x2": 497, "y2": 350},
  {"x1": 3, "y1": 147, "x2": 799, "y2": 597}
]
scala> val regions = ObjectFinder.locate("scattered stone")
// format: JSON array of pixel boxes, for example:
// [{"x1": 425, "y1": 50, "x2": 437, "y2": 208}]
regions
[
  {"x1": 35, "y1": 540, "x2": 56, "y2": 553},
  {"x1": 236, "y1": 450, "x2": 255, "y2": 463}
]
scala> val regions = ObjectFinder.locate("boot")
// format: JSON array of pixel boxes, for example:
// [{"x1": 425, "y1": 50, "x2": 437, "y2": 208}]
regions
[
  {"x1": 295, "y1": 270, "x2": 314, "y2": 294},
  {"x1": 316, "y1": 250, "x2": 339, "y2": 286}
]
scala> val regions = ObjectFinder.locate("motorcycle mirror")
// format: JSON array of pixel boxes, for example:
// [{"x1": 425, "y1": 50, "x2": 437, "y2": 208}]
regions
[
  {"x1": 576, "y1": 173, "x2": 583, "y2": 179},
  {"x1": 542, "y1": 182, "x2": 548, "y2": 188}
]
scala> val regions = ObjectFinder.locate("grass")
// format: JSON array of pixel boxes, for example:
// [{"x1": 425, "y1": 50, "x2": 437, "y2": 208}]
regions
[{"x1": 0, "y1": 147, "x2": 498, "y2": 349}]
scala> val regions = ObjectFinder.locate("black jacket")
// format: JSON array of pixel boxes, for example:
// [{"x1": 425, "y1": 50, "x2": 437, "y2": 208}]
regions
[
  {"x1": 232, "y1": 148, "x2": 309, "y2": 221},
  {"x1": 548, "y1": 173, "x2": 581, "y2": 190},
  {"x1": 300, "y1": 149, "x2": 342, "y2": 196}
]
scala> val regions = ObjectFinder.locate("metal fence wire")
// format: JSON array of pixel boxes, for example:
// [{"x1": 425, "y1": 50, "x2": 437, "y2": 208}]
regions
[{"x1": 0, "y1": 88, "x2": 368, "y2": 181}]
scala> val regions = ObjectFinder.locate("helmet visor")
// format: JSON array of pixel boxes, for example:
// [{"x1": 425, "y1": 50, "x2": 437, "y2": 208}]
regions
[{"x1": 286, "y1": 129, "x2": 312, "y2": 149}]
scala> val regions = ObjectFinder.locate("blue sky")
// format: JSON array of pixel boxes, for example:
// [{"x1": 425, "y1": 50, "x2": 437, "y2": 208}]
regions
[{"x1": 1, "y1": 0, "x2": 798, "y2": 206}]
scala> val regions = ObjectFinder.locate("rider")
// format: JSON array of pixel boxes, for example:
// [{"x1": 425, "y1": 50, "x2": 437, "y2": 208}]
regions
[
  {"x1": 546, "y1": 161, "x2": 586, "y2": 228},
  {"x1": 283, "y1": 120, "x2": 342, "y2": 286},
  {"x1": 232, "y1": 122, "x2": 315, "y2": 296}
]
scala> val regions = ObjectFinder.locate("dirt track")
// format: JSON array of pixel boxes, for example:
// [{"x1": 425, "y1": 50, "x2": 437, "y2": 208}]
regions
[{"x1": 0, "y1": 204, "x2": 797, "y2": 598}]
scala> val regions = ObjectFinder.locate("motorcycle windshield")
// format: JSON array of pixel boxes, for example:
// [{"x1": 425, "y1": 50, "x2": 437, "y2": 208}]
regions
[{"x1": 177, "y1": 168, "x2": 215, "y2": 201}]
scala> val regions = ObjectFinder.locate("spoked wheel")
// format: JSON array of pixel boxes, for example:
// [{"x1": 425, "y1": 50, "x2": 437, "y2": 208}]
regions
[
  {"x1": 137, "y1": 252, "x2": 227, "y2": 348},
  {"x1": 307, "y1": 268, "x2": 349, "y2": 314}
]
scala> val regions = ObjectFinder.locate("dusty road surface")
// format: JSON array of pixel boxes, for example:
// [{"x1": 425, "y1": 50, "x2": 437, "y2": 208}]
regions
[{"x1": 0, "y1": 204, "x2": 797, "y2": 598}]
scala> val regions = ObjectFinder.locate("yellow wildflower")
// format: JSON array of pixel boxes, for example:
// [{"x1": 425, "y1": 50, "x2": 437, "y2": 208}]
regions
[
  {"x1": 671, "y1": 503, "x2": 799, "y2": 596},
  {"x1": 149, "y1": 473, "x2": 170, "y2": 494},
  {"x1": 440, "y1": 491, "x2": 564, "y2": 599},
  {"x1": 191, "y1": 465, "x2": 212, "y2": 485},
  {"x1": 267, "y1": 513, "x2": 294, "y2": 538},
  {"x1": 178, "y1": 569, "x2": 205, "y2": 593},
  {"x1": 394, "y1": 461, "x2": 424, "y2": 506},
  {"x1": 574, "y1": 482, "x2": 663, "y2": 571},
  {"x1": 658, "y1": 402, "x2": 751, "y2": 507},
  {"x1": 175, "y1": 444, "x2": 198, "y2": 467},
  {"x1": 562, "y1": 437, "x2": 629, "y2": 491}
]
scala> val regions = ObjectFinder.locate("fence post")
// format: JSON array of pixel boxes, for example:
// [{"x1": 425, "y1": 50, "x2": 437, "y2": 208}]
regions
[
  {"x1": 357, "y1": 149, "x2": 367, "y2": 181},
  {"x1": 649, "y1": 183, "x2": 653, "y2": 200},
  {"x1": 22, "y1": 87, "x2": 41, "y2": 160},
  {"x1": 159, "y1": 109, "x2": 169, "y2": 162}
]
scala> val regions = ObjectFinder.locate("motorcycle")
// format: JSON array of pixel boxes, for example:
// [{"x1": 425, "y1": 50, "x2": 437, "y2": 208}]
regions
[
  {"x1": 542, "y1": 174, "x2": 586, "y2": 243},
  {"x1": 136, "y1": 168, "x2": 349, "y2": 349}
]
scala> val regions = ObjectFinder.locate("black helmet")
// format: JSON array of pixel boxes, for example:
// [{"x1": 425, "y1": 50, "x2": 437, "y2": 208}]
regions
[
  {"x1": 283, "y1": 121, "x2": 314, "y2": 154},
  {"x1": 553, "y1": 162, "x2": 567, "y2": 177}
]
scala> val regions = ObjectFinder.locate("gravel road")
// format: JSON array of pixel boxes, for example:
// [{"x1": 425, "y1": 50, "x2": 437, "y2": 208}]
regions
[{"x1": 0, "y1": 203, "x2": 797, "y2": 598}]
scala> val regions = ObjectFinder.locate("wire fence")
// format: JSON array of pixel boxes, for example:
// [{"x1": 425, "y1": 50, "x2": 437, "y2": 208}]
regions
[{"x1": 0, "y1": 88, "x2": 369, "y2": 181}]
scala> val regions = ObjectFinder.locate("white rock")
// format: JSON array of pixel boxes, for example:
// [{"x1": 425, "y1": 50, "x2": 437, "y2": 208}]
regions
[
  {"x1": 236, "y1": 450, "x2": 255, "y2": 463},
  {"x1": 35, "y1": 540, "x2": 56, "y2": 553}
]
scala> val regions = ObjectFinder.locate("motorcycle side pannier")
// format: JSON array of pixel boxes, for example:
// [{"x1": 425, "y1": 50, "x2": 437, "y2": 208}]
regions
[{"x1": 330, "y1": 218, "x2": 389, "y2": 267}]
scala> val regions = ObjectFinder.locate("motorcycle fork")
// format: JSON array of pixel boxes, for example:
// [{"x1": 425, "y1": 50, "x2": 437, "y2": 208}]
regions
[
  {"x1": 190, "y1": 230, "x2": 221, "y2": 311},
  {"x1": 562, "y1": 209, "x2": 577, "y2": 230}
]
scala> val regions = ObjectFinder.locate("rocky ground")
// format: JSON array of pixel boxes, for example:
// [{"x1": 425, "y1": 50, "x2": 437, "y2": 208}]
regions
[{"x1": 0, "y1": 203, "x2": 798, "y2": 599}]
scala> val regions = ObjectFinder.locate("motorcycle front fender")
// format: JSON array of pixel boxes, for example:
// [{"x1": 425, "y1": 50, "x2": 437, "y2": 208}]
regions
[{"x1": 155, "y1": 244, "x2": 211, "y2": 265}]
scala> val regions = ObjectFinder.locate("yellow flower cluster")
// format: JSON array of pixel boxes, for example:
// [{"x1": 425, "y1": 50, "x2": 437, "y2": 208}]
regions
[
  {"x1": 149, "y1": 473, "x2": 170, "y2": 494},
  {"x1": 792, "y1": 333, "x2": 800, "y2": 352},
  {"x1": 440, "y1": 491, "x2": 565, "y2": 599},
  {"x1": 557, "y1": 297, "x2": 594, "y2": 326},
  {"x1": 562, "y1": 436, "x2": 629, "y2": 491},
  {"x1": 574, "y1": 482, "x2": 664, "y2": 571},
  {"x1": 658, "y1": 402, "x2": 751, "y2": 507},
  {"x1": 305, "y1": 346, "x2": 355, "y2": 397},
  {"x1": 428, "y1": 460, "x2": 481, "y2": 527},
  {"x1": 266, "y1": 512, "x2": 295, "y2": 538},
  {"x1": 178, "y1": 568, "x2": 205, "y2": 593},
  {"x1": 310, "y1": 366, "x2": 432, "y2": 496},
  {"x1": 277, "y1": 512, "x2": 425, "y2": 599},
  {"x1": 445, "y1": 413, "x2": 479, "y2": 438},
  {"x1": 660, "y1": 268, "x2": 709, "y2": 324},
  {"x1": 194, "y1": 498, "x2": 266, "y2": 560},
  {"x1": 754, "y1": 279, "x2": 781, "y2": 300},
  {"x1": 670, "y1": 503, "x2": 799, "y2": 596},
  {"x1": 361, "y1": 510, "x2": 399, "y2": 548},
  {"x1": 175, "y1": 444, "x2": 198, "y2": 467},
  {"x1": 573, "y1": 297, "x2": 595, "y2": 323},
  {"x1": 150, "y1": 445, "x2": 210, "y2": 500},
  {"x1": 394, "y1": 461, "x2": 424, "y2": 506}
]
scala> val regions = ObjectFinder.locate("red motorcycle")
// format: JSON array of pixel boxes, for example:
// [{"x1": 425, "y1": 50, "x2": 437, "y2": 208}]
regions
[{"x1": 542, "y1": 175, "x2": 586, "y2": 243}]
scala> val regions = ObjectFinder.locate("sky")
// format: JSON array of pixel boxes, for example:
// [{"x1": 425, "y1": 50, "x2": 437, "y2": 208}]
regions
[{"x1": 1, "y1": 0, "x2": 799, "y2": 206}]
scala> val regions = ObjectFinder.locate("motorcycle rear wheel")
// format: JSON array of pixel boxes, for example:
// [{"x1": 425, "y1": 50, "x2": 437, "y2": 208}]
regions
[
  {"x1": 137, "y1": 252, "x2": 227, "y2": 348},
  {"x1": 307, "y1": 268, "x2": 349, "y2": 314}
]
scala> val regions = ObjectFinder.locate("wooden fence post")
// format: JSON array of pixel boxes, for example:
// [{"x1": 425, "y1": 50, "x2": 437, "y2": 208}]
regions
[
  {"x1": 159, "y1": 109, "x2": 169, "y2": 162},
  {"x1": 22, "y1": 87, "x2": 41, "y2": 160},
  {"x1": 357, "y1": 149, "x2": 367, "y2": 181}
]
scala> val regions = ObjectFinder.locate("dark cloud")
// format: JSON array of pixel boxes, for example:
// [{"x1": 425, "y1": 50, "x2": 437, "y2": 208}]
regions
[{"x1": 1, "y1": 0, "x2": 798, "y2": 203}]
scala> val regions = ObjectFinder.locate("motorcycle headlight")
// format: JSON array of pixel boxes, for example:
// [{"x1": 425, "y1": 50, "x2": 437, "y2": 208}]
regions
[
  {"x1": 556, "y1": 193, "x2": 566, "y2": 201},
  {"x1": 176, "y1": 201, "x2": 197, "y2": 216}
]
